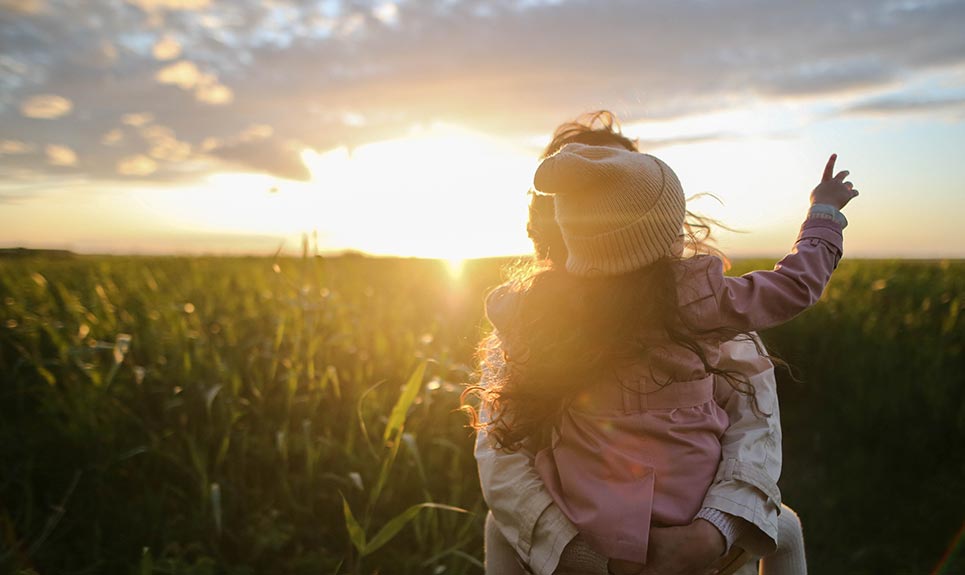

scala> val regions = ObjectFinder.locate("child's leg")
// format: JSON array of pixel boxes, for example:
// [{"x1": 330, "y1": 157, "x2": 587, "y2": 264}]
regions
[
  {"x1": 485, "y1": 511, "x2": 528, "y2": 575},
  {"x1": 760, "y1": 504, "x2": 807, "y2": 575}
]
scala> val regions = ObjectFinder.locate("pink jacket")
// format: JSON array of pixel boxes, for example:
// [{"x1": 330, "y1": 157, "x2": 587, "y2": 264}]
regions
[{"x1": 485, "y1": 216, "x2": 844, "y2": 564}]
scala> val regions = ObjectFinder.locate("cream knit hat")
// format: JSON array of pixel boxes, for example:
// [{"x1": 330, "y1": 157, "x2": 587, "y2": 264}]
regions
[{"x1": 533, "y1": 142, "x2": 686, "y2": 277}]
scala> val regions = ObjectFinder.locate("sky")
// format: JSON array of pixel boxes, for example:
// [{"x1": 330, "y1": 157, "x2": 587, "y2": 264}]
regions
[{"x1": 1, "y1": 0, "x2": 964, "y2": 259}]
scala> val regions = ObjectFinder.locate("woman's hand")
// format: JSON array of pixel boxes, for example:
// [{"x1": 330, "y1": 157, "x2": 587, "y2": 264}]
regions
[
  {"x1": 811, "y1": 153, "x2": 859, "y2": 210},
  {"x1": 608, "y1": 558, "x2": 647, "y2": 575},
  {"x1": 635, "y1": 519, "x2": 725, "y2": 575}
]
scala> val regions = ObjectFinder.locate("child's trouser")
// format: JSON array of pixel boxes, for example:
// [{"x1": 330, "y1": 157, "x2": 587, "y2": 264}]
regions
[{"x1": 484, "y1": 506, "x2": 806, "y2": 575}]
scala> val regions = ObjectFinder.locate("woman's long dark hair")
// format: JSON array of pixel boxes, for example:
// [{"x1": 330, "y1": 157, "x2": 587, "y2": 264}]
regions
[{"x1": 464, "y1": 110, "x2": 765, "y2": 452}]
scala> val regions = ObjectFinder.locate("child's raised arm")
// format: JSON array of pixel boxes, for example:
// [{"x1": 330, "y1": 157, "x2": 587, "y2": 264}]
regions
[{"x1": 684, "y1": 154, "x2": 859, "y2": 334}]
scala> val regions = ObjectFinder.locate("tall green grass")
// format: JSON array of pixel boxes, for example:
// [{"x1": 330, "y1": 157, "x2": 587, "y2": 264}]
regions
[
  {"x1": 0, "y1": 255, "x2": 962, "y2": 574},
  {"x1": 0, "y1": 255, "x2": 499, "y2": 574},
  {"x1": 733, "y1": 259, "x2": 965, "y2": 574}
]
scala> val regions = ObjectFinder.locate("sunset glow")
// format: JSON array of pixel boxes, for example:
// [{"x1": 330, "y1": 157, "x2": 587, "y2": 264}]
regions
[
  {"x1": 296, "y1": 124, "x2": 535, "y2": 259},
  {"x1": 2, "y1": 1, "x2": 964, "y2": 258}
]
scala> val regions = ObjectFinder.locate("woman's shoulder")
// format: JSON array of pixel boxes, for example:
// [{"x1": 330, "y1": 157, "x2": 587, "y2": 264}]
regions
[{"x1": 484, "y1": 282, "x2": 521, "y2": 332}]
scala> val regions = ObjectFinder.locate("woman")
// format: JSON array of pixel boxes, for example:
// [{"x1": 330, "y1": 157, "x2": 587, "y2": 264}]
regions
[{"x1": 472, "y1": 112, "x2": 806, "y2": 575}]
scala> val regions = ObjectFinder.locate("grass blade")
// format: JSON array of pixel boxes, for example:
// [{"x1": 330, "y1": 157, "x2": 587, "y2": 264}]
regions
[
  {"x1": 363, "y1": 503, "x2": 467, "y2": 557},
  {"x1": 341, "y1": 493, "x2": 367, "y2": 554},
  {"x1": 382, "y1": 361, "x2": 426, "y2": 444}
]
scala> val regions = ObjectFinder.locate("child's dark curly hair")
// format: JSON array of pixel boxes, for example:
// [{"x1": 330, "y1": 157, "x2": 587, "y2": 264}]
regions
[{"x1": 463, "y1": 110, "x2": 769, "y2": 452}]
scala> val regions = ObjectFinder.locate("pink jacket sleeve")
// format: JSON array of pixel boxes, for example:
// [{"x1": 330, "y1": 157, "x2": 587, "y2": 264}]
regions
[{"x1": 686, "y1": 217, "x2": 844, "y2": 333}]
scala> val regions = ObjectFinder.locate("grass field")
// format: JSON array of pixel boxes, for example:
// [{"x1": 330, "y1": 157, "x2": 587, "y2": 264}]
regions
[{"x1": 1, "y1": 254, "x2": 962, "y2": 575}]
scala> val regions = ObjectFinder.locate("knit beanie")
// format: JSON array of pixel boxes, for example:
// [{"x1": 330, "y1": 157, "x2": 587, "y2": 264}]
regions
[{"x1": 533, "y1": 142, "x2": 686, "y2": 277}]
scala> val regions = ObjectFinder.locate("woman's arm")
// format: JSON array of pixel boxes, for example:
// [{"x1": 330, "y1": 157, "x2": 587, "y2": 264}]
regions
[
  {"x1": 475, "y1": 426, "x2": 579, "y2": 574},
  {"x1": 474, "y1": 349, "x2": 579, "y2": 575},
  {"x1": 700, "y1": 333, "x2": 783, "y2": 556},
  {"x1": 474, "y1": 334, "x2": 784, "y2": 574},
  {"x1": 630, "y1": 334, "x2": 783, "y2": 575}
]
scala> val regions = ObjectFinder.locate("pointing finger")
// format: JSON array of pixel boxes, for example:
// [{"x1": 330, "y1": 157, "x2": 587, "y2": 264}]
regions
[{"x1": 823, "y1": 154, "x2": 837, "y2": 182}]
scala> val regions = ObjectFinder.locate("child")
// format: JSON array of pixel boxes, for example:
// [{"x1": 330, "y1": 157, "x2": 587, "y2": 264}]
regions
[
  {"x1": 475, "y1": 113, "x2": 800, "y2": 575},
  {"x1": 473, "y1": 135, "x2": 856, "y2": 574}
]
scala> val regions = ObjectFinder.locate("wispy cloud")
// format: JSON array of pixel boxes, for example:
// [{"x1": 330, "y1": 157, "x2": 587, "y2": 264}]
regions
[
  {"x1": 19, "y1": 93, "x2": 72, "y2": 118},
  {"x1": 0, "y1": 139, "x2": 34, "y2": 154},
  {"x1": 152, "y1": 35, "x2": 183, "y2": 61},
  {"x1": 844, "y1": 94, "x2": 965, "y2": 116},
  {"x1": 155, "y1": 60, "x2": 234, "y2": 104},
  {"x1": 1, "y1": 0, "x2": 964, "y2": 183},
  {"x1": 0, "y1": 0, "x2": 46, "y2": 16},
  {"x1": 117, "y1": 154, "x2": 158, "y2": 176},
  {"x1": 44, "y1": 144, "x2": 77, "y2": 166},
  {"x1": 213, "y1": 137, "x2": 311, "y2": 181}
]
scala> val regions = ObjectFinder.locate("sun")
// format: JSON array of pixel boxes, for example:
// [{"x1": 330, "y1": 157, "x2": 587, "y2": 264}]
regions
[
  {"x1": 444, "y1": 257, "x2": 466, "y2": 280},
  {"x1": 299, "y1": 122, "x2": 536, "y2": 260},
  {"x1": 133, "y1": 123, "x2": 538, "y2": 259}
]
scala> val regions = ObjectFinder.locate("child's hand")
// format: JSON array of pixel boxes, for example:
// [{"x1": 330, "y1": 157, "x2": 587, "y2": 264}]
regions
[
  {"x1": 608, "y1": 558, "x2": 646, "y2": 575},
  {"x1": 810, "y1": 153, "x2": 859, "y2": 210}
]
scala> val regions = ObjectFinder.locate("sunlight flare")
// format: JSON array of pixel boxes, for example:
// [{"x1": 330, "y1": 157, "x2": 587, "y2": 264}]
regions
[
  {"x1": 299, "y1": 123, "x2": 535, "y2": 259},
  {"x1": 444, "y1": 257, "x2": 466, "y2": 280},
  {"x1": 123, "y1": 123, "x2": 536, "y2": 258}
]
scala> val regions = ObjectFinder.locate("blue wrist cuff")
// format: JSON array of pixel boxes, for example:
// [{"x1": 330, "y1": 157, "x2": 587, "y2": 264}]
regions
[{"x1": 808, "y1": 204, "x2": 848, "y2": 228}]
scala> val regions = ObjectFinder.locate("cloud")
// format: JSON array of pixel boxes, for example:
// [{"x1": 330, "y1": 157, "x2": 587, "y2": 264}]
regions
[
  {"x1": 143, "y1": 126, "x2": 192, "y2": 161},
  {"x1": 757, "y1": 59, "x2": 894, "y2": 97},
  {"x1": 155, "y1": 60, "x2": 233, "y2": 105},
  {"x1": 101, "y1": 129, "x2": 124, "y2": 145},
  {"x1": 213, "y1": 138, "x2": 310, "y2": 181},
  {"x1": 117, "y1": 154, "x2": 158, "y2": 176},
  {"x1": 239, "y1": 123, "x2": 273, "y2": 142},
  {"x1": 200, "y1": 136, "x2": 223, "y2": 151},
  {"x1": 341, "y1": 112, "x2": 367, "y2": 127},
  {"x1": 195, "y1": 81, "x2": 233, "y2": 105},
  {"x1": 126, "y1": 0, "x2": 209, "y2": 12},
  {"x1": 635, "y1": 133, "x2": 732, "y2": 151},
  {"x1": 122, "y1": 113, "x2": 154, "y2": 127},
  {"x1": 3, "y1": 0, "x2": 965, "y2": 183},
  {"x1": 209, "y1": 0, "x2": 965, "y2": 142},
  {"x1": 81, "y1": 39, "x2": 119, "y2": 69},
  {"x1": 338, "y1": 12, "x2": 366, "y2": 37},
  {"x1": 372, "y1": 2, "x2": 399, "y2": 26},
  {"x1": 152, "y1": 36, "x2": 182, "y2": 61},
  {"x1": 45, "y1": 144, "x2": 77, "y2": 166},
  {"x1": 20, "y1": 94, "x2": 72, "y2": 119},
  {"x1": 0, "y1": 139, "x2": 34, "y2": 154},
  {"x1": 155, "y1": 60, "x2": 203, "y2": 90},
  {"x1": 844, "y1": 94, "x2": 965, "y2": 116},
  {"x1": 0, "y1": 0, "x2": 46, "y2": 15},
  {"x1": 148, "y1": 139, "x2": 191, "y2": 161}
]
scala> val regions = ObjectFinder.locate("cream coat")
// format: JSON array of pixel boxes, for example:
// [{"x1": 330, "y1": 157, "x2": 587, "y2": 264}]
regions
[{"x1": 475, "y1": 335, "x2": 783, "y2": 575}]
